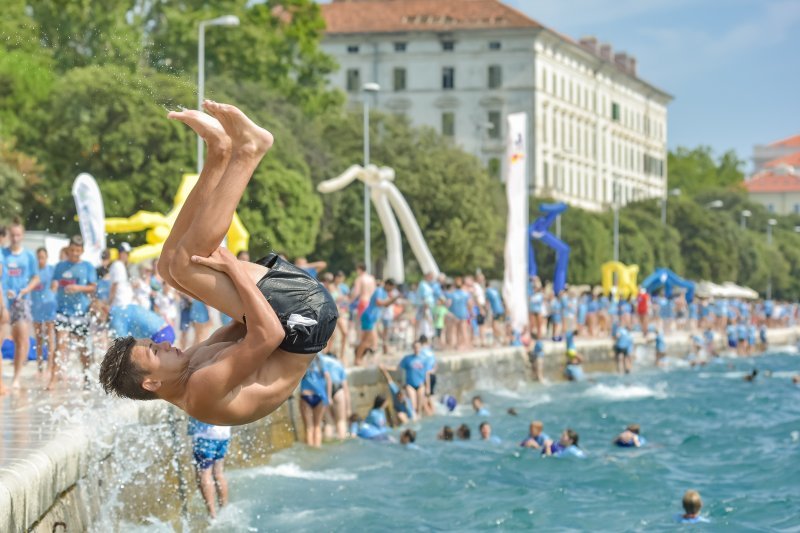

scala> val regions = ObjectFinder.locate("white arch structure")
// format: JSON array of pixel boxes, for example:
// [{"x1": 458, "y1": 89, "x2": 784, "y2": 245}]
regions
[{"x1": 318, "y1": 164, "x2": 440, "y2": 283}]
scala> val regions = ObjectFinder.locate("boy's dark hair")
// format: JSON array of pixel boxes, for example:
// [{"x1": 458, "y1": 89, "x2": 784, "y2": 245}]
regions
[
  {"x1": 401, "y1": 429, "x2": 416, "y2": 443},
  {"x1": 372, "y1": 394, "x2": 386, "y2": 410},
  {"x1": 627, "y1": 424, "x2": 641, "y2": 434},
  {"x1": 69, "y1": 234, "x2": 84, "y2": 247},
  {"x1": 36, "y1": 246, "x2": 47, "y2": 255},
  {"x1": 418, "y1": 334, "x2": 429, "y2": 344},
  {"x1": 457, "y1": 424, "x2": 471, "y2": 440},
  {"x1": 99, "y1": 336, "x2": 157, "y2": 401},
  {"x1": 384, "y1": 278, "x2": 396, "y2": 287},
  {"x1": 440, "y1": 425, "x2": 454, "y2": 441},
  {"x1": 566, "y1": 428, "x2": 579, "y2": 447},
  {"x1": 356, "y1": 262, "x2": 366, "y2": 271},
  {"x1": 479, "y1": 421, "x2": 490, "y2": 431},
  {"x1": 472, "y1": 395, "x2": 482, "y2": 403}
]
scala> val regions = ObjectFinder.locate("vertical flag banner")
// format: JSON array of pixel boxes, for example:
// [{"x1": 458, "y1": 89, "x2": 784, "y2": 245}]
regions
[
  {"x1": 72, "y1": 173, "x2": 106, "y2": 266},
  {"x1": 502, "y1": 113, "x2": 529, "y2": 334}
]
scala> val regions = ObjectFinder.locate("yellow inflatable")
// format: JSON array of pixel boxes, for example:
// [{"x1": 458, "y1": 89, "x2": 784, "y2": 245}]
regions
[
  {"x1": 105, "y1": 173, "x2": 249, "y2": 264},
  {"x1": 601, "y1": 261, "x2": 639, "y2": 299}
]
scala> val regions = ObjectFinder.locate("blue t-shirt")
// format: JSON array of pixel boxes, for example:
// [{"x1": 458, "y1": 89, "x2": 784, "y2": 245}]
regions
[
  {"x1": 520, "y1": 432, "x2": 550, "y2": 447},
  {"x1": 2, "y1": 248, "x2": 37, "y2": 299},
  {"x1": 365, "y1": 407, "x2": 387, "y2": 430},
  {"x1": 53, "y1": 260, "x2": 97, "y2": 316},
  {"x1": 565, "y1": 330, "x2": 576, "y2": 351},
  {"x1": 548, "y1": 443, "x2": 586, "y2": 458},
  {"x1": 364, "y1": 286, "x2": 388, "y2": 324},
  {"x1": 675, "y1": 515, "x2": 710, "y2": 524},
  {"x1": 615, "y1": 327, "x2": 632, "y2": 350},
  {"x1": 109, "y1": 304, "x2": 166, "y2": 338},
  {"x1": 420, "y1": 346, "x2": 437, "y2": 373},
  {"x1": 449, "y1": 289, "x2": 470, "y2": 320},
  {"x1": 31, "y1": 264, "x2": 56, "y2": 310},
  {"x1": 302, "y1": 266, "x2": 318, "y2": 279},
  {"x1": 655, "y1": 332, "x2": 666, "y2": 353},
  {"x1": 300, "y1": 357, "x2": 329, "y2": 404},
  {"x1": 399, "y1": 353, "x2": 428, "y2": 388},
  {"x1": 417, "y1": 280, "x2": 434, "y2": 308},
  {"x1": 485, "y1": 287, "x2": 505, "y2": 315},
  {"x1": 320, "y1": 354, "x2": 346, "y2": 385}
]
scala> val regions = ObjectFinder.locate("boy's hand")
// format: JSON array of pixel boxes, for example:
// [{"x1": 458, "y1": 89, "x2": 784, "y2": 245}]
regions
[{"x1": 191, "y1": 247, "x2": 238, "y2": 273}]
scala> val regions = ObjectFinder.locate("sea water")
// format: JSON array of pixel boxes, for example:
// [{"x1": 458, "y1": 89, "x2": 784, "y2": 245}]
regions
[{"x1": 210, "y1": 352, "x2": 798, "y2": 531}]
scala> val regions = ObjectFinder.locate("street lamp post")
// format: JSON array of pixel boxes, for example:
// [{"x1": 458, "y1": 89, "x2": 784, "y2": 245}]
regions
[
  {"x1": 740, "y1": 209, "x2": 751, "y2": 230},
  {"x1": 767, "y1": 218, "x2": 777, "y2": 299},
  {"x1": 362, "y1": 82, "x2": 380, "y2": 273},
  {"x1": 197, "y1": 15, "x2": 240, "y2": 173},
  {"x1": 613, "y1": 181, "x2": 619, "y2": 263}
]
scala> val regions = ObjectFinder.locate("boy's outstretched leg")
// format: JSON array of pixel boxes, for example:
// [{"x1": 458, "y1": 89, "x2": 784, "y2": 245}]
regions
[
  {"x1": 169, "y1": 101, "x2": 274, "y2": 321},
  {"x1": 160, "y1": 109, "x2": 231, "y2": 299}
]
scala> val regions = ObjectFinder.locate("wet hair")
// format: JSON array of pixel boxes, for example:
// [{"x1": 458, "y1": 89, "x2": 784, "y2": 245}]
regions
[
  {"x1": 439, "y1": 426, "x2": 454, "y2": 441},
  {"x1": 472, "y1": 395, "x2": 483, "y2": 405},
  {"x1": 99, "y1": 336, "x2": 157, "y2": 401},
  {"x1": 457, "y1": 424, "x2": 471, "y2": 440},
  {"x1": 479, "y1": 421, "x2": 490, "y2": 432},
  {"x1": 400, "y1": 429, "x2": 416, "y2": 444},
  {"x1": 418, "y1": 334, "x2": 429, "y2": 344},
  {"x1": 627, "y1": 424, "x2": 641, "y2": 435},
  {"x1": 507, "y1": 408, "x2": 518, "y2": 416},
  {"x1": 682, "y1": 490, "x2": 702, "y2": 514},
  {"x1": 372, "y1": 394, "x2": 387, "y2": 410},
  {"x1": 565, "y1": 428, "x2": 579, "y2": 447}
]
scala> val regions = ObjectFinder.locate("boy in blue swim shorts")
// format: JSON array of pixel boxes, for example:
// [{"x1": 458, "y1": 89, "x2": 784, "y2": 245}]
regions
[{"x1": 188, "y1": 417, "x2": 231, "y2": 519}]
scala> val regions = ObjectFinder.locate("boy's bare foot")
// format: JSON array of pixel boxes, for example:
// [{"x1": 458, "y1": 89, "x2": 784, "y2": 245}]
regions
[
  {"x1": 167, "y1": 109, "x2": 231, "y2": 152},
  {"x1": 202, "y1": 100, "x2": 274, "y2": 156}
]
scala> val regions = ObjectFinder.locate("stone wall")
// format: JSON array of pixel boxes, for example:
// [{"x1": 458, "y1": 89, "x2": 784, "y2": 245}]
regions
[{"x1": 7, "y1": 328, "x2": 796, "y2": 531}]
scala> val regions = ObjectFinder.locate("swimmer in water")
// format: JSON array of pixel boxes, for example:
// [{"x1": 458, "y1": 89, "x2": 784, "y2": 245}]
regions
[
  {"x1": 613, "y1": 424, "x2": 645, "y2": 447},
  {"x1": 456, "y1": 424, "x2": 471, "y2": 440},
  {"x1": 520, "y1": 420, "x2": 550, "y2": 450},
  {"x1": 480, "y1": 421, "x2": 501, "y2": 443},
  {"x1": 438, "y1": 425, "x2": 454, "y2": 441},
  {"x1": 99, "y1": 103, "x2": 338, "y2": 426},
  {"x1": 743, "y1": 369, "x2": 758, "y2": 382},
  {"x1": 400, "y1": 428, "x2": 417, "y2": 446},
  {"x1": 676, "y1": 489, "x2": 709, "y2": 524},
  {"x1": 792, "y1": 375, "x2": 800, "y2": 385},
  {"x1": 542, "y1": 428, "x2": 585, "y2": 458},
  {"x1": 472, "y1": 395, "x2": 490, "y2": 416}
]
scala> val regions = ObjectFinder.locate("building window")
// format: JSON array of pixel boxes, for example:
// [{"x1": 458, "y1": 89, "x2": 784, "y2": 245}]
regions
[
  {"x1": 442, "y1": 67, "x2": 455, "y2": 90},
  {"x1": 442, "y1": 112, "x2": 455, "y2": 137},
  {"x1": 393, "y1": 68, "x2": 406, "y2": 91},
  {"x1": 768, "y1": 204, "x2": 775, "y2": 213},
  {"x1": 543, "y1": 162, "x2": 549, "y2": 187},
  {"x1": 488, "y1": 65, "x2": 502, "y2": 89},
  {"x1": 794, "y1": 204, "x2": 800, "y2": 214},
  {"x1": 612, "y1": 102, "x2": 620, "y2": 122},
  {"x1": 346, "y1": 69, "x2": 360, "y2": 92},
  {"x1": 442, "y1": 40, "x2": 455, "y2": 51},
  {"x1": 394, "y1": 42, "x2": 407, "y2": 52},
  {"x1": 347, "y1": 45, "x2": 359, "y2": 54},
  {"x1": 488, "y1": 158, "x2": 501, "y2": 179},
  {"x1": 489, "y1": 41, "x2": 502, "y2": 50},
  {"x1": 488, "y1": 111, "x2": 502, "y2": 139}
]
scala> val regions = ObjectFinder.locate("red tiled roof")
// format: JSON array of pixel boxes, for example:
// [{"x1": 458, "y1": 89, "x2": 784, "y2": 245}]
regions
[
  {"x1": 321, "y1": 0, "x2": 542, "y2": 34},
  {"x1": 765, "y1": 151, "x2": 800, "y2": 168},
  {"x1": 768, "y1": 134, "x2": 800, "y2": 148},
  {"x1": 744, "y1": 171, "x2": 800, "y2": 193}
]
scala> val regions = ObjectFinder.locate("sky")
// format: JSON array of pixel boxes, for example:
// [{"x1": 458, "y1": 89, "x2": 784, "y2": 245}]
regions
[{"x1": 317, "y1": 0, "x2": 800, "y2": 171}]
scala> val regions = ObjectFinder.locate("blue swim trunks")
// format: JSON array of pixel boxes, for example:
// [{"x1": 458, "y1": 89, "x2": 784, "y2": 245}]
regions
[
  {"x1": 192, "y1": 438, "x2": 230, "y2": 470},
  {"x1": 190, "y1": 300, "x2": 210, "y2": 324},
  {"x1": 150, "y1": 325, "x2": 176, "y2": 345}
]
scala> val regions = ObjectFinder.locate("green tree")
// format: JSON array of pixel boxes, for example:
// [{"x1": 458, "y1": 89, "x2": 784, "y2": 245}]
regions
[
  {"x1": 667, "y1": 146, "x2": 746, "y2": 196},
  {"x1": 141, "y1": 0, "x2": 340, "y2": 114},
  {"x1": 27, "y1": 0, "x2": 141, "y2": 71},
  {"x1": 0, "y1": 50, "x2": 55, "y2": 141},
  {"x1": 27, "y1": 65, "x2": 196, "y2": 233}
]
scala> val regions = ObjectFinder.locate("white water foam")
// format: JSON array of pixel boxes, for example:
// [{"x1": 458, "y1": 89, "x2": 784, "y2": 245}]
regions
[
  {"x1": 232, "y1": 462, "x2": 357, "y2": 482},
  {"x1": 584, "y1": 382, "x2": 667, "y2": 401}
]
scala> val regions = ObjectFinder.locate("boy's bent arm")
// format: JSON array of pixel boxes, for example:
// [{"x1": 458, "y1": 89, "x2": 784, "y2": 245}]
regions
[{"x1": 187, "y1": 248, "x2": 285, "y2": 407}]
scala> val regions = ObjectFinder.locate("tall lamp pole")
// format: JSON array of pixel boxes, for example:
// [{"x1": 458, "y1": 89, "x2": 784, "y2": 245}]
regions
[
  {"x1": 660, "y1": 188, "x2": 681, "y2": 225},
  {"x1": 740, "y1": 209, "x2": 751, "y2": 230},
  {"x1": 613, "y1": 180, "x2": 619, "y2": 263},
  {"x1": 767, "y1": 218, "x2": 777, "y2": 299},
  {"x1": 362, "y1": 82, "x2": 380, "y2": 274},
  {"x1": 197, "y1": 15, "x2": 240, "y2": 174}
]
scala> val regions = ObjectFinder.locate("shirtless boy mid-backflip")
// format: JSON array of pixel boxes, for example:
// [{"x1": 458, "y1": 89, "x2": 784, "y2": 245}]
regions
[{"x1": 99, "y1": 101, "x2": 338, "y2": 425}]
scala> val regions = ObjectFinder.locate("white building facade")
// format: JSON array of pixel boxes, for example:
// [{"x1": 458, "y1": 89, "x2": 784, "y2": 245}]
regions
[{"x1": 321, "y1": 0, "x2": 672, "y2": 211}]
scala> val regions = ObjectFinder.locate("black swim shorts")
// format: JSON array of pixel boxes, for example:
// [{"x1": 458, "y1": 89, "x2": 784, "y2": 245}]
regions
[{"x1": 254, "y1": 253, "x2": 338, "y2": 355}]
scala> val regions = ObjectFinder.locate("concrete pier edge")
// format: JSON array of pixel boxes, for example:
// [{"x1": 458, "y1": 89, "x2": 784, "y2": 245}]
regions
[{"x1": 3, "y1": 328, "x2": 797, "y2": 531}]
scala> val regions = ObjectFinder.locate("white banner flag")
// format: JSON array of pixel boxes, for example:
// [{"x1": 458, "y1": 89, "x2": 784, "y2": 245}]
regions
[
  {"x1": 502, "y1": 113, "x2": 529, "y2": 334},
  {"x1": 72, "y1": 173, "x2": 106, "y2": 266}
]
